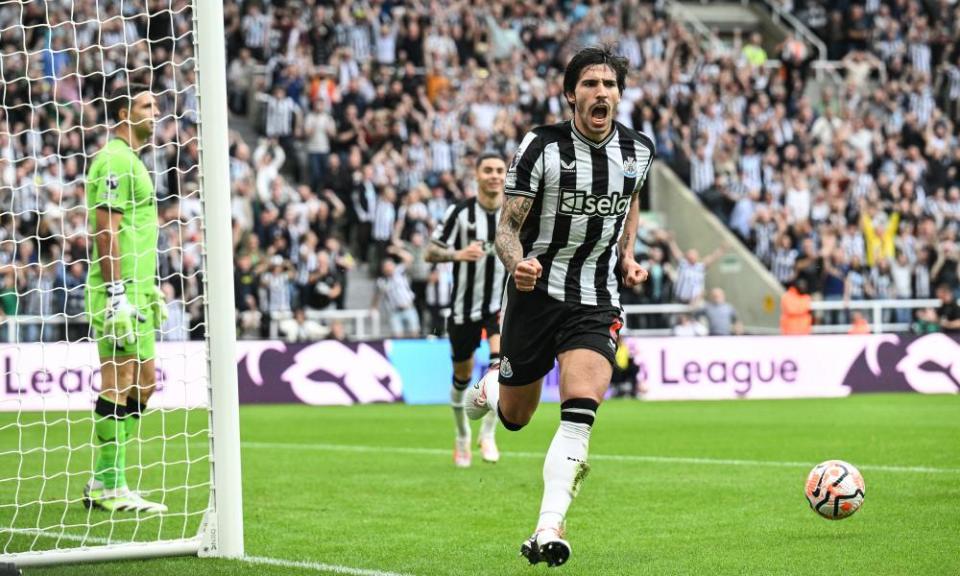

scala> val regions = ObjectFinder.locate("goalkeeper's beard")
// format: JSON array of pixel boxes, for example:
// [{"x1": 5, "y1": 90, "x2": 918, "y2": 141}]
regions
[{"x1": 130, "y1": 118, "x2": 155, "y2": 148}]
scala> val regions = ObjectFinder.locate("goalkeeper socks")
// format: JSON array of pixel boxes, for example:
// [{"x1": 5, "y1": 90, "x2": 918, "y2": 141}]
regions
[
  {"x1": 124, "y1": 396, "x2": 144, "y2": 442},
  {"x1": 451, "y1": 376, "x2": 471, "y2": 438},
  {"x1": 93, "y1": 396, "x2": 127, "y2": 490},
  {"x1": 536, "y1": 398, "x2": 597, "y2": 532}
]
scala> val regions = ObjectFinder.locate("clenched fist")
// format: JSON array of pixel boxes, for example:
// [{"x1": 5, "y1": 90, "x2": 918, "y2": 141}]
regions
[{"x1": 513, "y1": 257, "x2": 542, "y2": 292}]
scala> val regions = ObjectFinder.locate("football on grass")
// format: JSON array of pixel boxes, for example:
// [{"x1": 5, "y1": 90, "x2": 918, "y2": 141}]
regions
[{"x1": 804, "y1": 460, "x2": 866, "y2": 520}]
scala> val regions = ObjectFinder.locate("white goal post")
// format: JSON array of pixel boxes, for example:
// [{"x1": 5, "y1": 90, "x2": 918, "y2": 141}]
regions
[{"x1": 0, "y1": 0, "x2": 242, "y2": 567}]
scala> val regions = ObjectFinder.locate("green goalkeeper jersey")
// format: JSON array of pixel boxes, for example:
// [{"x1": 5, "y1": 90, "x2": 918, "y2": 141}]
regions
[{"x1": 85, "y1": 138, "x2": 158, "y2": 293}]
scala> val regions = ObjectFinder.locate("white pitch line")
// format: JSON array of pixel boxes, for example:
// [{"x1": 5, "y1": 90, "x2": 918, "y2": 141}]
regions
[
  {"x1": 3, "y1": 527, "x2": 112, "y2": 545},
  {"x1": 241, "y1": 441, "x2": 960, "y2": 475},
  {"x1": 3, "y1": 529, "x2": 415, "y2": 576},
  {"x1": 242, "y1": 555, "x2": 414, "y2": 576}
]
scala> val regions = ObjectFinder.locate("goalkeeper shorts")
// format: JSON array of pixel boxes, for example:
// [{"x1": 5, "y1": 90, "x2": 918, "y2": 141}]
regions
[{"x1": 85, "y1": 288, "x2": 157, "y2": 361}]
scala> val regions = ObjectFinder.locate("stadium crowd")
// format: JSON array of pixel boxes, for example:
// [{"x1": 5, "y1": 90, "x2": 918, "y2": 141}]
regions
[
  {"x1": 1, "y1": 0, "x2": 959, "y2": 341},
  {"x1": 0, "y1": 1, "x2": 205, "y2": 342}
]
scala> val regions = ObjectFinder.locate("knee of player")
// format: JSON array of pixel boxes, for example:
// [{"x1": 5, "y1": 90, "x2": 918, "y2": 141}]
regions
[
  {"x1": 135, "y1": 368, "x2": 158, "y2": 390},
  {"x1": 497, "y1": 403, "x2": 534, "y2": 432}
]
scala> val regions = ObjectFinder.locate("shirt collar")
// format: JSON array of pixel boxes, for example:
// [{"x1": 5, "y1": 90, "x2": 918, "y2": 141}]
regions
[{"x1": 570, "y1": 120, "x2": 617, "y2": 149}]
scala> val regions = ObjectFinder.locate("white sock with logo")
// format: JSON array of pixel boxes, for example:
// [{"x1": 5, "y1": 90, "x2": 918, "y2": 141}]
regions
[
  {"x1": 536, "y1": 399, "x2": 597, "y2": 533},
  {"x1": 451, "y1": 376, "x2": 471, "y2": 438}
]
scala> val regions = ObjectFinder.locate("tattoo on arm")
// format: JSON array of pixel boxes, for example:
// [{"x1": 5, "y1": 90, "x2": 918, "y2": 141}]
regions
[
  {"x1": 424, "y1": 243, "x2": 457, "y2": 263},
  {"x1": 617, "y1": 195, "x2": 639, "y2": 262},
  {"x1": 496, "y1": 196, "x2": 533, "y2": 274}
]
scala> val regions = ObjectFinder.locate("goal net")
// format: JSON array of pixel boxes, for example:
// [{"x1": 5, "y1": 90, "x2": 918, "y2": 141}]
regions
[{"x1": 0, "y1": 0, "x2": 241, "y2": 566}]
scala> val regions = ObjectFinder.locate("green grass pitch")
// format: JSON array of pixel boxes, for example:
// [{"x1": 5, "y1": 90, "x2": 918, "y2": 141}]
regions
[{"x1": 2, "y1": 394, "x2": 959, "y2": 575}]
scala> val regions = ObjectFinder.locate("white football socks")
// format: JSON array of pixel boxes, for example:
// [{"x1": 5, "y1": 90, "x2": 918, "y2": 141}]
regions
[
  {"x1": 536, "y1": 399, "x2": 597, "y2": 533},
  {"x1": 480, "y1": 409, "x2": 497, "y2": 440},
  {"x1": 485, "y1": 371, "x2": 501, "y2": 415},
  {"x1": 451, "y1": 377, "x2": 471, "y2": 439}
]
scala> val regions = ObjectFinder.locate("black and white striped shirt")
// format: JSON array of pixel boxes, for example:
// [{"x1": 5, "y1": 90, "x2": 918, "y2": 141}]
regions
[
  {"x1": 847, "y1": 269, "x2": 867, "y2": 299},
  {"x1": 752, "y1": 221, "x2": 778, "y2": 266},
  {"x1": 909, "y1": 43, "x2": 931, "y2": 76},
  {"x1": 505, "y1": 120, "x2": 655, "y2": 307},
  {"x1": 871, "y1": 269, "x2": 895, "y2": 299},
  {"x1": 372, "y1": 197, "x2": 396, "y2": 242},
  {"x1": 265, "y1": 95, "x2": 298, "y2": 138},
  {"x1": 739, "y1": 153, "x2": 762, "y2": 191},
  {"x1": 913, "y1": 264, "x2": 931, "y2": 298},
  {"x1": 909, "y1": 89, "x2": 935, "y2": 126},
  {"x1": 771, "y1": 248, "x2": 798, "y2": 285},
  {"x1": 426, "y1": 263, "x2": 453, "y2": 308},
  {"x1": 689, "y1": 153, "x2": 714, "y2": 194},
  {"x1": 429, "y1": 138, "x2": 454, "y2": 174},
  {"x1": 850, "y1": 172, "x2": 874, "y2": 201},
  {"x1": 242, "y1": 12, "x2": 270, "y2": 51},
  {"x1": 377, "y1": 265, "x2": 416, "y2": 311},
  {"x1": 431, "y1": 198, "x2": 506, "y2": 324},
  {"x1": 945, "y1": 65, "x2": 960, "y2": 100},
  {"x1": 673, "y1": 260, "x2": 706, "y2": 303}
]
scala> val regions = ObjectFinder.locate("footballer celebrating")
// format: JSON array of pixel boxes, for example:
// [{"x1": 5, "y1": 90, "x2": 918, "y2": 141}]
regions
[
  {"x1": 426, "y1": 153, "x2": 507, "y2": 467},
  {"x1": 465, "y1": 47, "x2": 654, "y2": 566}
]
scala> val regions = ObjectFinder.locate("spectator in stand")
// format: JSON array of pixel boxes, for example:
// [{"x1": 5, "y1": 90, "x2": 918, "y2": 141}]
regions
[
  {"x1": 280, "y1": 308, "x2": 328, "y2": 343},
  {"x1": 425, "y1": 263, "x2": 453, "y2": 337},
  {"x1": 822, "y1": 247, "x2": 850, "y2": 324},
  {"x1": 781, "y1": 279, "x2": 813, "y2": 335},
  {"x1": 260, "y1": 255, "x2": 296, "y2": 336},
  {"x1": 234, "y1": 253, "x2": 262, "y2": 338},
  {"x1": 371, "y1": 186, "x2": 397, "y2": 278},
  {"x1": 700, "y1": 288, "x2": 744, "y2": 336},
  {"x1": 848, "y1": 311, "x2": 872, "y2": 334},
  {"x1": 911, "y1": 307, "x2": 941, "y2": 334},
  {"x1": 8, "y1": 0, "x2": 960, "y2": 342},
  {"x1": 372, "y1": 245, "x2": 420, "y2": 338},
  {"x1": 771, "y1": 234, "x2": 799, "y2": 287},
  {"x1": 673, "y1": 314, "x2": 708, "y2": 337},
  {"x1": 257, "y1": 85, "x2": 302, "y2": 177},
  {"x1": 303, "y1": 98, "x2": 336, "y2": 191},
  {"x1": 160, "y1": 282, "x2": 190, "y2": 342},
  {"x1": 936, "y1": 283, "x2": 960, "y2": 333},
  {"x1": 669, "y1": 238, "x2": 726, "y2": 305}
]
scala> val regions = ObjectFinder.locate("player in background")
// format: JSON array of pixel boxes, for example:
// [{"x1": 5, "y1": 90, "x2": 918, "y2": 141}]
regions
[
  {"x1": 83, "y1": 83, "x2": 168, "y2": 513},
  {"x1": 465, "y1": 47, "x2": 654, "y2": 566},
  {"x1": 426, "y1": 153, "x2": 507, "y2": 467}
]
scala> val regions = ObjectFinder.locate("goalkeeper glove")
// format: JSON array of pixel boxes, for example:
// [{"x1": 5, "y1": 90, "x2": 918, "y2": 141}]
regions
[
  {"x1": 104, "y1": 281, "x2": 146, "y2": 346},
  {"x1": 149, "y1": 285, "x2": 169, "y2": 327}
]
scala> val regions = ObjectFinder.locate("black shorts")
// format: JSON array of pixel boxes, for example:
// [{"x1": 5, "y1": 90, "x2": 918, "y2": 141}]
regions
[
  {"x1": 499, "y1": 284, "x2": 622, "y2": 386},
  {"x1": 448, "y1": 313, "x2": 501, "y2": 363}
]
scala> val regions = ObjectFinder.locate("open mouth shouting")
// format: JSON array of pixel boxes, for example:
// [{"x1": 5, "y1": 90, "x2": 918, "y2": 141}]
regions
[{"x1": 589, "y1": 103, "x2": 609, "y2": 129}]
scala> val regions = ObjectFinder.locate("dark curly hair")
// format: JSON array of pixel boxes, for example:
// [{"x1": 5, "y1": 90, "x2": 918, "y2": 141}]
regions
[{"x1": 562, "y1": 46, "x2": 629, "y2": 111}]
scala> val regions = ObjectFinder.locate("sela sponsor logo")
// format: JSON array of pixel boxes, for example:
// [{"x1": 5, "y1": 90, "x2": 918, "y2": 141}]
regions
[
  {"x1": 499, "y1": 357, "x2": 514, "y2": 379},
  {"x1": 558, "y1": 188, "x2": 630, "y2": 217}
]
